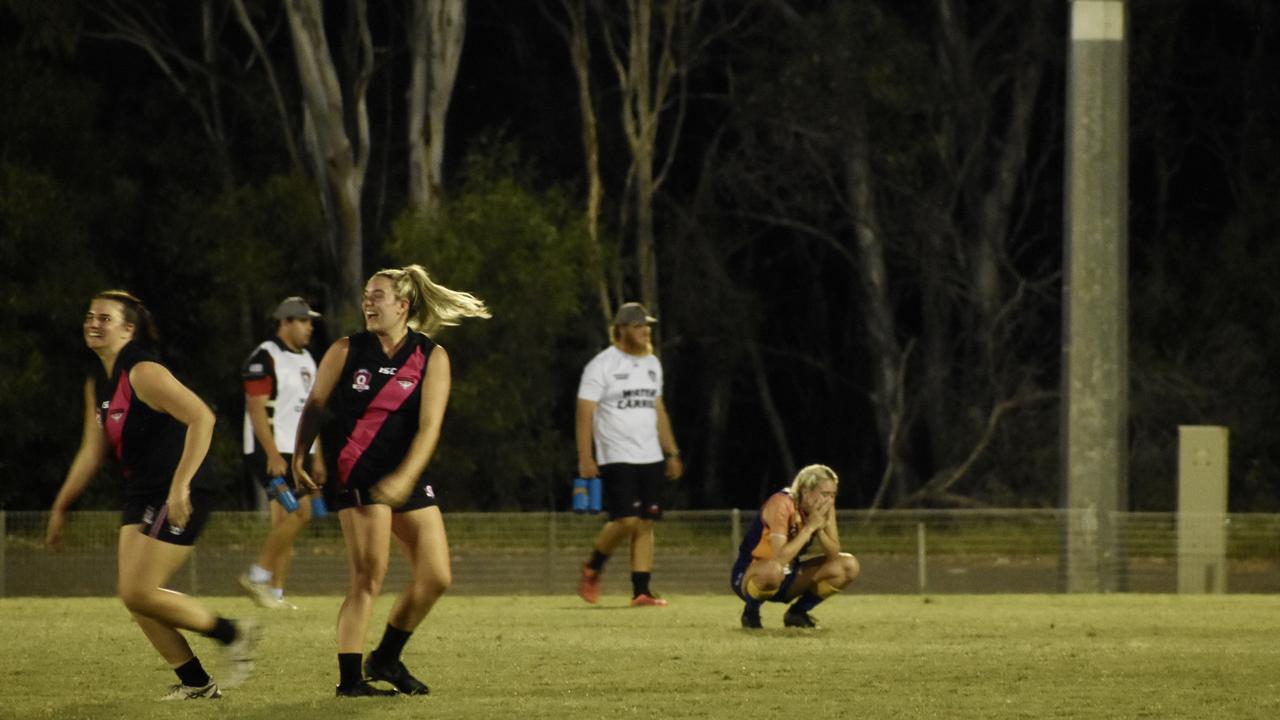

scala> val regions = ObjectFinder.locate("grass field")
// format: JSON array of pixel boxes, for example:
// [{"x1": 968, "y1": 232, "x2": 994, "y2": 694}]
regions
[{"x1": 3, "y1": 593, "x2": 1280, "y2": 719}]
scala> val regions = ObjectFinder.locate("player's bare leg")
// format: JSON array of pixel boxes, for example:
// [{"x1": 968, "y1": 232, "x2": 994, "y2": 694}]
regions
[
  {"x1": 779, "y1": 553, "x2": 860, "y2": 628},
  {"x1": 335, "y1": 505, "x2": 396, "y2": 696},
  {"x1": 118, "y1": 527, "x2": 255, "y2": 693},
  {"x1": 244, "y1": 498, "x2": 311, "y2": 608},
  {"x1": 628, "y1": 519, "x2": 666, "y2": 606},
  {"x1": 362, "y1": 506, "x2": 449, "y2": 695},
  {"x1": 578, "y1": 517, "x2": 640, "y2": 603}
]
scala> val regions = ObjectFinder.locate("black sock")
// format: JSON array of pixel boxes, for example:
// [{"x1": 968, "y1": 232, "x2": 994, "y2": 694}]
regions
[
  {"x1": 742, "y1": 598, "x2": 763, "y2": 616},
  {"x1": 372, "y1": 624, "x2": 413, "y2": 662},
  {"x1": 174, "y1": 657, "x2": 211, "y2": 687},
  {"x1": 789, "y1": 592, "x2": 824, "y2": 614},
  {"x1": 587, "y1": 549, "x2": 609, "y2": 573},
  {"x1": 338, "y1": 653, "x2": 363, "y2": 688},
  {"x1": 631, "y1": 571, "x2": 652, "y2": 597},
  {"x1": 202, "y1": 617, "x2": 237, "y2": 645}
]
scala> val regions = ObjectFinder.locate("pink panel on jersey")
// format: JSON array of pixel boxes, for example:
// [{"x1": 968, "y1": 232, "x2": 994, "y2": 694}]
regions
[
  {"x1": 336, "y1": 347, "x2": 427, "y2": 486},
  {"x1": 105, "y1": 372, "x2": 134, "y2": 464}
]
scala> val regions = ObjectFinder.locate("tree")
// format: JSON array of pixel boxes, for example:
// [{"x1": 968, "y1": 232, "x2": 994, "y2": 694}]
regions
[
  {"x1": 719, "y1": 0, "x2": 1061, "y2": 507},
  {"x1": 283, "y1": 0, "x2": 373, "y2": 333},
  {"x1": 388, "y1": 139, "x2": 593, "y2": 509},
  {"x1": 405, "y1": 0, "x2": 466, "y2": 216},
  {"x1": 545, "y1": 0, "x2": 707, "y2": 317}
]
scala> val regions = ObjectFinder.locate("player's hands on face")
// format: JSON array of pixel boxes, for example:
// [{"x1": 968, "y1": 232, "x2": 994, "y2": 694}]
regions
[
  {"x1": 166, "y1": 489, "x2": 192, "y2": 529},
  {"x1": 45, "y1": 509, "x2": 67, "y2": 551},
  {"x1": 266, "y1": 452, "x2": 288, "y2": 478},
  {"x1": 805, "y1": 495, "x2": 833, "y2": 532}
]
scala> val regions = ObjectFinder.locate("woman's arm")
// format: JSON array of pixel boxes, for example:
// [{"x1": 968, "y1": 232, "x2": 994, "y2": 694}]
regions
[
  {"x1": 763, "y1": 496, "x2": 830, "y2": 567},
  {"x1": 292, "y1": 338, "x2": 349, "y2": 492},
  {"x1": 130, "y1": 361, "x2": 215, "y2": 527},
  {"x1": 46, "y1": 380, "x2": 109, "y2": 549},
  {"x1": 816, "y1": 504, "x2": 841, "y2": 558},
  {"x1": 768, "y1": 520, "x2": 822, "y2": 568},
  {"x1": 374, "y1": 344, "x2": 451, "y2": 506}
]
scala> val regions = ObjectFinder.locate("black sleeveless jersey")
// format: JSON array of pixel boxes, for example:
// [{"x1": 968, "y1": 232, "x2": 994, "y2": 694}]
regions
[
  {"x1": 93, "y1": 341, "x2": 218, "y2": 499},
  {"x1": 321, "y1": 331, "x2": 437, "y2": 491}
]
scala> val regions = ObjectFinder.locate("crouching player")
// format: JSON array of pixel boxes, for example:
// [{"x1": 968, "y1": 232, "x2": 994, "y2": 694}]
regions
[{"x1": 730, "y1": 464, "x2": 860, "y2": 629}]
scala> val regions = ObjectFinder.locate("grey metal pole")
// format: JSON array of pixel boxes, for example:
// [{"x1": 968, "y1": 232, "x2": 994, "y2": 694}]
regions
[
  {"x1": 0, "y1": 511, "x2": 6, "y2": 598},
  {"x1": 547, "y1": 511, "x2": 558, "y2": 594},
  {"x1": 1062, "y1": 0, "x2": 1130, "y2": 592},
  {"x1": 916, "y1": 521, "x2": 927, "y2": 595}
]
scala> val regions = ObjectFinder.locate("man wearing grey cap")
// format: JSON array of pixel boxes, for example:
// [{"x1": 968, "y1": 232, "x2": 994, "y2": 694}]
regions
[
  {"x1": 576, "y1": 302, "x2": 684, "y2": 606},
  {"x1": 238, "y1": 296, "x2": 323, "y2": 610}
]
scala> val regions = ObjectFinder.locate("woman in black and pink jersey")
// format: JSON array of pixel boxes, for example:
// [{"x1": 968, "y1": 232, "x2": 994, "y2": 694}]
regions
[
  {"x1": 293, "y1": 265, "x2": 489, "y2": 698},
  {"x1": 45, "y1": 290, "x2": 257, "y2": 701}
]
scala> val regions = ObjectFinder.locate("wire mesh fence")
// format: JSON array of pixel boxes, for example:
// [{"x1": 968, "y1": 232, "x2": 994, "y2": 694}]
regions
[{"x1": 3, "y1": 509, "x2": 1279, "y2": 597}]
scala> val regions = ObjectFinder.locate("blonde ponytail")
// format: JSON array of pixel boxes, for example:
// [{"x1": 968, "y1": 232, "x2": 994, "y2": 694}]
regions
[{"x1": 373, "y1": 264, "x2": 491, "y2": 335}]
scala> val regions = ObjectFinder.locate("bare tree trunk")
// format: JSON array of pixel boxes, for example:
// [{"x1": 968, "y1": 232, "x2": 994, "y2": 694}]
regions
[
  {"x1": 844, "y1": 104, "x2": 913, "y2": 504},
  {"x1": 284, "y1": 0, "x2": 372, "y2": 333},
  {"x1": 89, "y1": 1, "x2": 232, "y2": 184},
  {"x1": 701, "y1": 373, "x2": 729, "y2": 506},
  {"x1": 406, "y1": 0, "x2": 466, "y2": 215},
  {"x1": 600, "y1": 0, "x2": 696, "y2": 313},
  {"x1": 545, "y1": 0, "x2": 614, "y2": 329},
  {"x1": 230, "y1": 0, "x2": 302, "y2": 169},
  {"x1": 973, "y1": 4, "x2": 1046, "y2": 381},
  {"x1": 747, "y1": 339, "x2": 796, "y2": 480}
]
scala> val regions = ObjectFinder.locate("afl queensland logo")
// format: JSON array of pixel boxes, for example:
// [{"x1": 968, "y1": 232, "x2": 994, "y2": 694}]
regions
[{"x1": 352, "y1": 368, "x2": 372, "y2": 392}]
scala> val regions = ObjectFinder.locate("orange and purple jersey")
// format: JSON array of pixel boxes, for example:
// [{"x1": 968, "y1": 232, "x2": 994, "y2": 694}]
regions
[{"x1": 732, "y1": 489, "x2": 811, "y2": 575}]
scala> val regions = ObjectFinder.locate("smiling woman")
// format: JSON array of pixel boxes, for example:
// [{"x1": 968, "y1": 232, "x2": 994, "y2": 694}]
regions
[
  {"x1": 46, "y1": 290, "x2": 258, "y2": 701},
  {"x1": 291, "y1": 264, "x2": 490, "y2": 697}
]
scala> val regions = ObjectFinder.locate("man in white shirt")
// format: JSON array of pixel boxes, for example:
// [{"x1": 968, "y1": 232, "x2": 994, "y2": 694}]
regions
[
  {"x1": 576, "y1": 302, "x2": 684, "y2": 606},
  {"x1": 238, "y1": 297, "x2": 322, "y2": 610}
]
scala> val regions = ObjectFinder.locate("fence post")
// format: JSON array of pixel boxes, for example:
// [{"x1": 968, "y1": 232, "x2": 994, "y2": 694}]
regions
[
  {"x1": 547, "y1": 511, "x2": 558, "y2": 594},
  {"x1": 0, "y1": 511, "x2": 6, "y2": 598},
  {"x1": 730, "y1": 509, "x2": 741, "y2": 553},
  {"x1": 916, "y1": 521, "x2": 927, "y2": 594}
]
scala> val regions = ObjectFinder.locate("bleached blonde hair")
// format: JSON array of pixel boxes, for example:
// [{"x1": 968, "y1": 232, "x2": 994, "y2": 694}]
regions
[
  {"x1": 371, "y1": 264, "x2": 491, "y2": 335},
  {"x1": 789, "y1": 464, "x2": 839, "y2": 499}
]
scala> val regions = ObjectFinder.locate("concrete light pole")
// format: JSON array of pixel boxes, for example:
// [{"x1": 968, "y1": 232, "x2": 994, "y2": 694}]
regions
[{"x1": 1062, "y1": 0, "x2": 1129, "y2": 592}]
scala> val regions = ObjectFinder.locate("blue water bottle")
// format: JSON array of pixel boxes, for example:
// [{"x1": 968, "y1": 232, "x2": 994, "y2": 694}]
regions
[
  {"x1": 588, "y1": 476, "x2": 603, "y2": 514},
  {"x1": 572, "y1": 478, "x2": 590, "y2": 513},
  {"x1": 266, "y1": 476, "x2": 299, "y2": 513},
  {"x1": 310, "y1": 493, "x2": 328, "y2": 519}
]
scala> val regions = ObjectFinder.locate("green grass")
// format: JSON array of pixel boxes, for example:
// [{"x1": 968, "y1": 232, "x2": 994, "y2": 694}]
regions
[{"x1": 3, "y1": 594, "x2": 1280, "y2": 719}]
